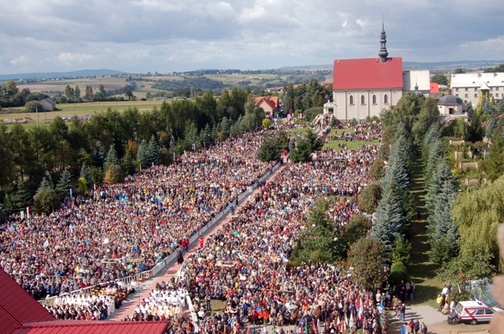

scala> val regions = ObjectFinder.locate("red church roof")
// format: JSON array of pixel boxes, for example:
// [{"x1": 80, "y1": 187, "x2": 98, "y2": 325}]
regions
[
  {"x1": 332, "y1": 57, "x2": 403, "y2": 90},
  {"x1": 0, "y1": 268, "x2": 168, "y2": 334}
]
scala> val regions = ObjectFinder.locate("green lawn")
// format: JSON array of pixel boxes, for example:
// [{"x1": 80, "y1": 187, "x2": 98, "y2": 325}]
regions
[
  {"x1": 324, "y1": 138, "x2": 379, "y2": 151},
  {"x1": 409, "y1": 152, "x2": 442, "y2": 307},
  {"x1": 288, "y1": 126, "x2": 380, "y2": 152}
]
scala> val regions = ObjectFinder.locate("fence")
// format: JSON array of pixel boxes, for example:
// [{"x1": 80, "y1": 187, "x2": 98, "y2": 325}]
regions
[{"x1": 42, "y1": 162, "x2": 282, "y2": 306}]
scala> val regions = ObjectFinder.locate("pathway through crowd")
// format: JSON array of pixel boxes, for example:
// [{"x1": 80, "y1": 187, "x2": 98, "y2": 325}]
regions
[{"x1": 110, "y1": 164, "x2": 287, "y2": 321}]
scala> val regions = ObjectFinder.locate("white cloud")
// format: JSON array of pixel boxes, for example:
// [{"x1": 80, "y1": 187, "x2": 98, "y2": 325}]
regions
[
  {"x1": 0, "y1": 0, "x2": 503, "y2": 73},
  {"x1": 57, "y1": 52, "x2": 96, "y2": 66},
  {"x1": 130, "y1": 0, "x2": 185, "y2": 12},
  {"x1": 10, "y1": 55, "x2": 30, "y2": 66},
  {"x1": 205, "y1": 2, "x2": 235, "y2": 21},
  {"x1": 459, "y1": 36, "x2": 504, "y2": 59}
]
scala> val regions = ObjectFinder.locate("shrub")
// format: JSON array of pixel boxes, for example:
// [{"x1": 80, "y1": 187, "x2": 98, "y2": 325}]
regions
[{"x1": 389, "y1": 262, "x2": 409, "y2": 285}]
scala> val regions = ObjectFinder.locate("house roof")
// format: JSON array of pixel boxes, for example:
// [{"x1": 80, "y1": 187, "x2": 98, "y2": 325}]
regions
[
  {"x1": 438, "y1": 95, "x2": 463, "y2": 106},
  {"x1": 0, "y1": 268, "x2": 168, "y2": 334},
  {"x1": 12, "y1": 321, "x2": 169, "y2": 334},
  {"x1": 0, "y1": 268, "x2": 55, "y2": 327},
  {"x1": 1, "y1": 306, "x2": 23, "y2": 334},
  {"x1": 254, "y1": 96, "x2": 279, "y2": 110},
  {"x1": 450, "y1": 72, "x2": 504, "y2": 88},
  {"x1": 430, "y1": 82, "x2": 440, "y2": 93},
  {"x1": 332, "y1": 57, "x2": 403, "y2": 90}
]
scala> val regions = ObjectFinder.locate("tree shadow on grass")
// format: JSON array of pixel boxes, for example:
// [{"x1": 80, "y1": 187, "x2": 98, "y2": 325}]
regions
[
  {"x1": 413, "y1": 284, "x2": 440, "y2": 304},
  {"x1": 408, "y1": 153, "x2": 441, "y2": 306}
]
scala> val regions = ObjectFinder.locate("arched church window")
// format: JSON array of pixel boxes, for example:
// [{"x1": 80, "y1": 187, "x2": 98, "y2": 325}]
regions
[
  {"x1": 349, "y1": 95, "x2": 354, "y2": 105},
  {"x1": 361, "y1": 95, "x2": 365, "y2": 105},
  {"x1": 384, "y1": 94, "x2": 388, "y2": 104},
  {"x1": 372, "y1": 95, "x2": 377, "y2": 104}
]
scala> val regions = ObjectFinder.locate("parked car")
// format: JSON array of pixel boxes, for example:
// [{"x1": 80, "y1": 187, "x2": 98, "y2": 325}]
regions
[{"x1": 452, "y1": 300, "x2": 494, "y2": 325}]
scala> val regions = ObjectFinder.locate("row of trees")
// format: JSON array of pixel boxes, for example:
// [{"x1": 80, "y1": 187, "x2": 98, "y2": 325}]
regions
[
  {"x1": 435, "y1": 110, "x2": 504, "y2": 289},
  {"x1": 282, "y1": 79, "x2": 332, "y2": 115},
  {"x1": 345, "y1": 93, "x2": 441, "y2": 288},
  {"x1": 422, "y1": 125, "x2": 460, "y2": 266},
  {"x1": 0, "y1": 81, "x2": 48, "y2": 109},
  {"x1": 270, "y1": 91, "x2": 504, "y2": 290},
  {"x1": 55, "y1": 83, "x2": 138, "y2": 104}
]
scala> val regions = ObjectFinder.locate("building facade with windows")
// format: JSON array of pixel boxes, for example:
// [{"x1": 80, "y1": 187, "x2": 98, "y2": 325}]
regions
[
  {"x1": 450, "y1": 72, "x2": 504, "y2": 107},
  {"x1": 323, "y1": 24, "x2": 430, "y2": 121}
]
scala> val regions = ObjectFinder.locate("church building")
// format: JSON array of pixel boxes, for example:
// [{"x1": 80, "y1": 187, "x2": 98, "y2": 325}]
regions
[{"x1": 323, "y1": 24, "x2": 430, "y2": 121}]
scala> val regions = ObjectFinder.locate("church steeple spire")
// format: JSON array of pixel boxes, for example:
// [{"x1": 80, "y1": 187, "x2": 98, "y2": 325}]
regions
[{"x1": 378, "y1": 20, "x2": 389, "y2": 63}]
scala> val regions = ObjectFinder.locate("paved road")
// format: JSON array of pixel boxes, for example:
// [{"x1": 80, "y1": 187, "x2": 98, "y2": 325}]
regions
[{"x1": 388, "y1": 304, "x2": 489, "y2": 334}]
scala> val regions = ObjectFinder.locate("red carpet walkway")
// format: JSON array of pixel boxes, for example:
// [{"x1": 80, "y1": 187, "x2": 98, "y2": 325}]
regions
[{"x1": 110, "y1": 164, "x2": 286, "y2": 321}]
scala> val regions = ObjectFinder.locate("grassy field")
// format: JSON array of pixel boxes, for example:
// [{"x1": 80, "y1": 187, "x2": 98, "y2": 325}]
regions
[
  {"x1": 409, "y1": 152, "x2": 442, "y2": 308},
  {"x1": 288, "y1": 126, "x2": 380, "y2": 152},
  {"x1": 0, "y1": 100, "x2": 165, "y2": 128},
  {"x1": 16, "y1": 73, "x2": 285, "y2": 99},
  {"x1": 18, "y1": 77, "x2": 129, "y2": 93}
]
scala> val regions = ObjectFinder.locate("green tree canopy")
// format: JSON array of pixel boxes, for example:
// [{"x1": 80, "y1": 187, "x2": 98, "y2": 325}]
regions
[
  {"x1": 348, "y1": 236, "x2": 388, "y2": 290},
  {"x1": 55, "y1": 169, "x2": 73, "y2": 200},
  {"x1": 485, "y1": 129, "x2": 504, "y2": 181},
  {"x1": 290, "y1": 198, "x2": 339, "y2": 265},
  {"x1": 357, "y1": 183, "x2": 382, "y2": 213},
  {"x1": 431, "y1": 74, "x2": 449, "y2": 85},
  {"x1": 33, "y1": 178, "x2": 60, "y2": 214},
  {"x1": 412, "y1": 97, "x2": 440, "y2": 144},
  {"x1": 369, "y1": 158, "x2": 386, "y2": 181},
  {"x1": 452, "y1": 175, "x2": 504, "y2": 271}
]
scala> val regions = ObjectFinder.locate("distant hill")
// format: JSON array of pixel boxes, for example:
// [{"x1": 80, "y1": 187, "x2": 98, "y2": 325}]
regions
[
  {"x1": 3, "y1": 60, "x2": 503, "y2": 83},
  {"x1": 0, "y1": 69, "x2": 128, "y2": 81},
  {"x1": 283, "y1": 60, "x2": 504, "y2": 72},
  {"x1": 403, "y1": 60, "x2": 504, "y2": 72}
]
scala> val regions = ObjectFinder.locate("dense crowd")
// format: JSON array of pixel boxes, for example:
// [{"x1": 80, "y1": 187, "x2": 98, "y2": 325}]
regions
[
  {"x1": 171, "y1": 145, "x2": 385, "y2": 334},
  {"x1": 2, "y1": 122, "x2": 390, "y2": 333},
  {"x1": 0, "y1": 132, "x2": 275, "y2": 301},
  {"x1": 327, "y1": 122, "x2": 382, "y2": 142}
]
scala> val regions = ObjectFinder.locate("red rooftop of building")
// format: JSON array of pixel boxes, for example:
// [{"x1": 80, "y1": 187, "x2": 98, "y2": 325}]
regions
[{"x1": 0, "y1": 268, "x2": 168, "y2": 334}]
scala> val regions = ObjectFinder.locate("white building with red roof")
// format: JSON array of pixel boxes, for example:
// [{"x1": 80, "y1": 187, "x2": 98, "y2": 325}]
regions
[
  {"x1": 323, "y1": 24, "x2": 430, "y2": 121},
  {"x1": 254, "y1": 96, "x2": 279, "y2": 118}
]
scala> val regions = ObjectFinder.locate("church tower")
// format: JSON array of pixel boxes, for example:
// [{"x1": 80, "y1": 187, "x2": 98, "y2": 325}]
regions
[{"x1": 378, "y1": 21, "x2": 389, "y2": 63}]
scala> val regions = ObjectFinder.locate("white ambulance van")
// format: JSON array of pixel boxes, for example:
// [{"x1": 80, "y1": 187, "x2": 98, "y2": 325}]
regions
[{"x1": 453, "y1": 300, "x2": 494, "y2": 325}]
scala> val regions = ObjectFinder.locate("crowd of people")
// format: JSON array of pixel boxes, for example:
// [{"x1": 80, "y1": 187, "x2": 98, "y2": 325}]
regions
[
  {"x1": 1, "y1": 122, "x2": 396, "y2": 333},
  {"x1": 0, "y1": 132, "x2": 276, "y2": 302},
  {"x1": 112, "y1": 139, "x2": 386, "y2": 333},
  {"x1": 326, "y1": 122, "x2": 382, "y2": 142}
]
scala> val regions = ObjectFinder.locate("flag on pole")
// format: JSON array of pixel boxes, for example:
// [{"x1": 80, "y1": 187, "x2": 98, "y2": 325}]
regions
[
  {"x1": 311, "y1": 319, "x2": 318, "y2": 334},
  {"x1": 358, "y1": 297, "x2": 364, "y2": 320}
]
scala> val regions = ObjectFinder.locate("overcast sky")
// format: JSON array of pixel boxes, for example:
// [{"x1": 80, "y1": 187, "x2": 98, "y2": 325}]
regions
[{"x1": 0, "y1": 0, "x2": 503, "y2": 75}]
